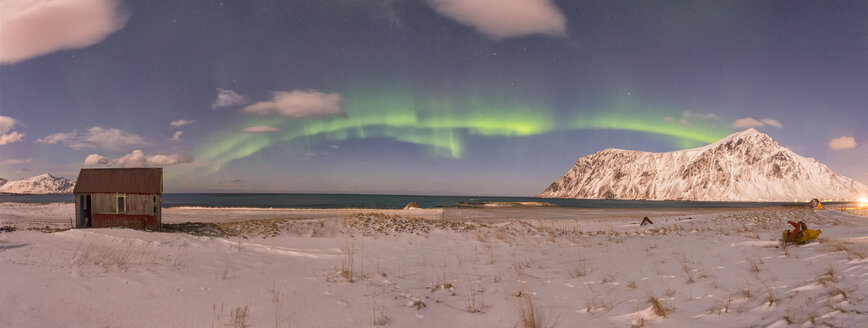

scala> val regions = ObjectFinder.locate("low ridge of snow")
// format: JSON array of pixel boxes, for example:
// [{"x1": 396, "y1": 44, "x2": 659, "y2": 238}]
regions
[
  {"x1": 0, "y1": 174, "x2": 74, "y2": 194},
  {"x1": 539, "y1": 128, "x2": 868, "y2": 201}
]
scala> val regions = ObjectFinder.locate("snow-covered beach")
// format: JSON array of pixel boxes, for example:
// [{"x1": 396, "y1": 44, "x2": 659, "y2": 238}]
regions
[{"x1": 2, "y1": 203, "x2": 868, "y2": 327}]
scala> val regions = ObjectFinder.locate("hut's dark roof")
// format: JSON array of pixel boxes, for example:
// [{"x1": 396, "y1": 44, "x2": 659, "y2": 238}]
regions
[{"x1": 73, "y1": 168, "x2": 162, "y2": 194}]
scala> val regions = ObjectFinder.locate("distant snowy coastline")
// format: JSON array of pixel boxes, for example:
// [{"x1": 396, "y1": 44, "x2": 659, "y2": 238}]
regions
[{"x1": 0, "y1": 174, "x2": 74, "y2": 194}]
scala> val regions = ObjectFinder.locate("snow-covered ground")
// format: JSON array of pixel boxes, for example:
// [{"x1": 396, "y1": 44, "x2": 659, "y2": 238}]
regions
[{"x1": 2, "y1": 203, "x2": 868, "y2": 327}]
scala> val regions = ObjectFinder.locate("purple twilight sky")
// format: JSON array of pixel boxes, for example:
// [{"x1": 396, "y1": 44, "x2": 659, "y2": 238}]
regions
[{"x1": 0, "y1": 0, "x2": 865, "y2": 195}]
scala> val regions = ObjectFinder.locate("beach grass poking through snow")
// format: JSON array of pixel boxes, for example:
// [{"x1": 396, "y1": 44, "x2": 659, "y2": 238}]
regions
[{"x1": 4, "y1": 205, "x2": 868, "y2": 327}]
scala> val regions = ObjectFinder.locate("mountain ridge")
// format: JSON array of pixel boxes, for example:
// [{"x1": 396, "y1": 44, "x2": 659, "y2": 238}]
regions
[
  {"x1": 538, "y1": 129, "x2": 868, "y2": 201},
  {"x1": 0, "y1": 174, "x2": 75, "y2": 194}
]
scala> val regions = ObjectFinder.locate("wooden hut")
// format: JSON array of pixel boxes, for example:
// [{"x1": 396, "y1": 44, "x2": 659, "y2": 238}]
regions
[{"x1": 73, "y1": 168, "x2": 162, "y2": 230}]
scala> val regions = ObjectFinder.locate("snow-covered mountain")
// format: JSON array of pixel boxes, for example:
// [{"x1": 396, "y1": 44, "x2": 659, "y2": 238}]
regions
[
  {"x1": 538, "y1": 129, "x2": 868, "y2": 201},
  {"x1": 0, "y1": 174, "x2": 75, "y2": 194}
]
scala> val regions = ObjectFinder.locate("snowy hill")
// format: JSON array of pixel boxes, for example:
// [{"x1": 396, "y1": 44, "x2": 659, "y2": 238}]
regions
[
  {"x1": 538, "y1": 129, "x2": 868, "y2": 201},
  {"x1": 0, "y1": 174, "x2": 75, "y2": 194}
]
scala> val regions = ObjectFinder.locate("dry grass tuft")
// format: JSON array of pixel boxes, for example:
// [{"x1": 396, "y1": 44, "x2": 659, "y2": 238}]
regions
[
  {"x1": 339, "y1": 240, "x2": 356, "y2": 282},
  {"x1": 272, "y1": 287, "x2": 282, "y2": 328},
  {"x1": 708, "y1": 298, "x2": 732, "y2": 315},
  {"x1": 510, "y1": 286, "x2": 559, "y2": 328},
  {"x1": 630, "y1": 314, "x2": 646, "y2": 328},
  {"x1": 371, "y1": 299, "x2": 388, "y2": 326},
  {"x1": 825, "y1": 242, "x2": 865, "y2": 260},
  {"x1": 763, "y1": 282, "x2": 777, "y2": 306},
  {"x1": 513, "y1": 263, "x2": 528, "y2": 281},
  {"x1": 514, "y1": 292, "x2": 539, "y2": 328},
  {"x1": 515, "y1": 293, "x2": 536, "y2": 328},
  {"x1": 569, "y1": 260, "x2": 587, "y2": 278},
  {"x1": 682, "y1": 265, "x2": 695, "y2": 284},
  {"x1": 649, "y1": 296, "x2": 669, "y2": 318},
  {"x1": 342, "y1": 212, "x2": 476, "y2": 235},
  {"x1": 817, "y1": 266, "x2": 839, "y2": 286},
  {"x1": 72, "y1": 236, "x2": 189, "y2": 269},
  {"x1": 743, "y1": 279, "x2": 752, "y2": 299},
  {"x1": 369, "y1": 284, "x2": 389, "y2": 326},
  {"x1": 476, "y1": 230, "x2": 489, "y2": 242},
  {"x1": 829, "y1": 286, "x2": 849, "y2": 301},
  {"x1": 229, "y1": 305, "x2": 249, "y2": 328},
  {"x1": 462, "y1": 278, "x2": 485, "y2": 313}
]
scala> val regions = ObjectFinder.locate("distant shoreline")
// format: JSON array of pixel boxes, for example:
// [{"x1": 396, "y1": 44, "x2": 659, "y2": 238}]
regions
[{"x1": 1, "y1": 193, "x2": 860, "y2": 211}]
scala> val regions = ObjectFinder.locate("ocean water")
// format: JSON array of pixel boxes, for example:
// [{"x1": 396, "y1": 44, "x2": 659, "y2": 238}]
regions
[{"x1": 0, "y1": 193, "x2": 805, "y2": 209}]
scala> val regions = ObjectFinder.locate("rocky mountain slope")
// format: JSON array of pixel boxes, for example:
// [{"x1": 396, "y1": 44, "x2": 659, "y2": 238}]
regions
[
  {"x1": 538, "y1": 129, "x2": 868, "y2": 201},
  {"x1": 0, "y1": 174, "x2": 75, "y2": 194}
]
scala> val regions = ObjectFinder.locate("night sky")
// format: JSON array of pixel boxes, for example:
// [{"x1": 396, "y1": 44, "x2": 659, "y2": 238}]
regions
[{"x1": 1, "y1": 0, "x2": 865, "y2": 196}]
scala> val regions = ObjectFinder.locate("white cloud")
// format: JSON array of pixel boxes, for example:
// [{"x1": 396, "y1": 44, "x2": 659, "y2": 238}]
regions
[
  {"x1": 0, "y1": 131, "x2": 25, "y2": 145},
  {"x1": 733, "y1": 117, "x2": 783, "y2": 129},
  {"x1": 36, "y1": 131, "x2": 75, "y2": 145},
  {"x1": 0, "y1": 115, "x2": 25, "y2": 145},
  {"x1": 37, "y1": 126, "x2": 147, "y2": 150},
  {"x1": 0, "y1": 115, "x2": 17, "y2": 133},
  {"x1": 682, "y1": 110, "x2": 718, "y2": 120},
  {"x1": 243, "y1": 90, "x2": 344, "y2": 118},
  {"x1": 428, "y1": 0, "x2": 566, "y2": 39},
  {"x1": 241, "y1": 126, "x2": 281, "y2": 133},
  {"x1": 732, "y1": 117, "x2": 763, "y2": 128},
  {"x1": 828, "y1": 136, "x2": 857, "y2": 150},
  {"x1": 1, "y1": 158, "x2": 31, "y2": 165},
  {"x1": 760, "y1": 118, "x2": 782, "y2": 128},
  {"x1": 170, "y1": 119, "x2": 194, "y2": 127},
  {"x1": 0, "y1": 0, "x2": 128, "y2": 65},
  {"x1": 664, "y1": 111, "x2": 718, "y2": 127},
  {"x1": 377, "y1": 0, "x2": 402, "y2": 27},
  {"x1": 84, "y1": 150, "x2": 193, "y2": 167},
  {"x1": 83, "y1": 154, "x2": 109, "y2": 165},
  {"x1": 212, "y1": 88, "x2": 247, "y2": 109},
  {"x1": 171, "y1": 131, "x2": 183, "y2": 141}
]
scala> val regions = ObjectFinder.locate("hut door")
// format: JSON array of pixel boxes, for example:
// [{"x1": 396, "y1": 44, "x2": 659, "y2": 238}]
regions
[{"x1": 80, "y1": 195, "x2": 92, "y2": 228}]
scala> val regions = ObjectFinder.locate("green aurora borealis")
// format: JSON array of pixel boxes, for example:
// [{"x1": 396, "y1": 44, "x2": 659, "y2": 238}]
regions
[
  {"x1": 198, "y1": 89, "x2": 730, "y2": 172},
  {"x1": 4, "y1": 0, "x2": 865, "y2": 195}
]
